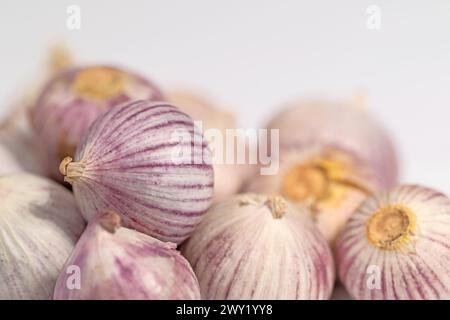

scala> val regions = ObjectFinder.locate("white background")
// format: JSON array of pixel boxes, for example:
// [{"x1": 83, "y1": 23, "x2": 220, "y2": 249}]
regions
[{"x1": 1, "y1": 0, "x2": 449, "y2": 193}]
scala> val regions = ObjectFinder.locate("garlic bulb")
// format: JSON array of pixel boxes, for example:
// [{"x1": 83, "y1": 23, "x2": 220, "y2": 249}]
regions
[
  {"x1": 182, "y1": 193, "x2": 335, "y2": 299},
  {"x1": 0, "y1": 99, "x2": 46, "y2": 176},
  {"x1": 245, "y1": 146, "x2": 378, "y2": 243},
  {"x1": 59, "y1": 100, "x2": 214, "y2": 244},
  {"x1": 54, "y1": 211, "x2": 201, "y2": 300},
  {"x1": 32, "y1": 65, "x2": 164, "y2": 181},
  {"x1": 0, "y1": 173, "x2": 85, "y2": 299},
  {"x1": 267, "y1": 98, "x2": 398, "y2": 189},
  {"x1": 168, "y1": 89, "x2": 248, "y2": 203},
  {"x1": 337, "y1": 185, "x2": 450, "y2": 299},
  {"x1": 167, "y1": 90, "x2": 235, "y2": 133}
]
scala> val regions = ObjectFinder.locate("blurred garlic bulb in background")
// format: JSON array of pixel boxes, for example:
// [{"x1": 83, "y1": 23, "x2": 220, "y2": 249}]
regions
[
  {"x1": 244, "y1": 96, "x2": 399, "y2": 243},
  {"x1": 266, "y1": 97, "x2": 398, "y2": 189},
  {"x1": 0, "y1": 174, "x2": 85, "y2": 299},
  {"x1": 0, "y1": 43, "x2": 74, "y2": 176},
  {"x1": 0, "y1": 99, "x2": 46, "y2": 176},
  {"x1": 168, "y1": 89, "x2": 254, "y2": 203}
]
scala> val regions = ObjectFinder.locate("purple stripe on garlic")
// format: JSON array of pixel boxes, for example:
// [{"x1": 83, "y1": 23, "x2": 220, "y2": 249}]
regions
[
  {"x1": 59, "y1": 100, "x2": 214, "y2": 244},
  {"x1": 0, "y1": 173, "x2": 85, "y2": 299},
  {"x1": 182, "y1": 193, "x2": 335, "y2": 299},
  {"x1": 32, "y1": 65, "x2": 164, "y2": 181},
  {"x1": 336, "y1": 185, "x2": 450, "y2": 299},
  {"x1": 54, "y1": 211, "x2": 201, "y2": 300}
]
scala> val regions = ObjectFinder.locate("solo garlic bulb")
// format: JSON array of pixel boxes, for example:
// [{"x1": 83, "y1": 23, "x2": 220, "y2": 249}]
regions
[
  {"x1": 54, "y1": 211, "x2": 201, "y2": 300},
  {"x1": 337, "y1": 185, "x2": 450, "y2": 299},
  {"x1": 0, "y1": 173, "x2": 85, "y2": 299},
  {"x1": 168, "y1": 89, "x2": 247, "y2": 203},
  {"x1": 245, "y1": 146, "x2": 378, "y2": 243},
  {"x1": 33, "y1": 65, "x2": 164, "y2": 180},
  {"x1": 59, "y1": 100, "x2": 214, "y2": 244},
  {"x1": 267, "y1": 98, "x2": 398, "y2": 189},
  {"x1": 182, "y1": 193, "x2": 335, "y2": 299}
]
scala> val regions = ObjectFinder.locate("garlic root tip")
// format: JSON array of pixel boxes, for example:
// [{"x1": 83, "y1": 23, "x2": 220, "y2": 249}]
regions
[{"x1": 366, "y1": 204, "x2": 416, "y2": 250}]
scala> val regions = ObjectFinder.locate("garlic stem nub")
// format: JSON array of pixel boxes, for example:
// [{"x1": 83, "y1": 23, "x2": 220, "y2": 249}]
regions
[
  {"x1": 266, "y1": 195, "x2": 288, "y2": 219},
  {"x1": 59, "y1": 156, "x2": 85, "y2": 184}
]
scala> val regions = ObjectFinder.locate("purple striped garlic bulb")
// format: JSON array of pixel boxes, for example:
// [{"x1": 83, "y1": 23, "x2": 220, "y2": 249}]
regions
[
  {"x1": 182, "y1": 193, "x2": 335, "y2": 299},
  {"x1": 0, "y1": 173, "x2": 85, "y2": 299},
  {"x1": 54, "y1": 211, "x2": 201, "y2": 300},
  {"x1": 267, "y1": 98, "x2": 398, "y2": 189},
  {"x1": 337, "y1": 185, "x2": 450, "y2": 299},
  {"x1": 33, "y1": 65, "x2": 164, "y2": 181},
  {"x1": 245, "y1": 146, "x2": 378, "y2": 243},
  {"x1": 168, "y1": 89, "x2": 250, "y2": 204},
  {"x1": 59, "y1": 100, "x2": 214, "y2": 244}
]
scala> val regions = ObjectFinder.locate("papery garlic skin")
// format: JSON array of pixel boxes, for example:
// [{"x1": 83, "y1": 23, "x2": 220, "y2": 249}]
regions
[
  {"x1": 54, "y1": 212, "x2": 200, "y2": 300},
  {"x1": 168, "y1": 90, "x2": 248, "y2": 203},
  {"x1": 182, "y1": 193, "x2": 335, "y2": 300},
  {"x1": 0, "y1": 173, "x2": 85, "y2": 299},
  {"x1": 0, "y1": 143, "x2": 23, "y2": 174},
  {"x1": 0, "y1": 101, "x2": 46, "y2": 176},
  {"x1": 267, "y1": 99, "x2": 398, "y2": 189},
  {"x1": 245, "y1": 146, "x2": 378, "y2": 243},
  {"x1": 60, "y1": 101, "x2": 214, "y2": 244},
  {"x1": 337, "y1": 185, "x2": 450, "y2": 300},
  {"x1": 33, "y1": 65, "x2": 164, "y2": 181}
]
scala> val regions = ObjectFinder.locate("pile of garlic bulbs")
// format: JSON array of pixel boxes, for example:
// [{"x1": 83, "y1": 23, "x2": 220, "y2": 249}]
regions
[{"x1": 1, "y1": 48, "x2": 450, "y2": 301}]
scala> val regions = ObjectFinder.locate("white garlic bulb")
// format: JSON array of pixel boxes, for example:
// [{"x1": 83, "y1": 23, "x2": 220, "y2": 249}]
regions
[
  {"x1": 266, "y1": 98, "x2": 398, "y2": 190},
  {"x1": 0, "y1": 173, "x2": 85, "y2": 299},
  {"x1": 337, "y1": 185, "x2": 450, "y2": 299},
  {"x1": 0, "y1": 43, "x2": 73, "y2": 177},
  {"x1": 182, "y1": 193, "x2": 335, "y2": 299}
]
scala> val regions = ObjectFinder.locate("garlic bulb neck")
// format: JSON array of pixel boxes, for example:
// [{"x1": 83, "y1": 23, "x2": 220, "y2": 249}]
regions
[
  {"x1": 366, "y1": 204, "x2": 416, "y2": 250},
  {"x1": 266, "y1": 195, "x2": 288, "y2": 219},
  {"x1": 59, "y1": 156, "x2": 85, "y2": 184}
]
